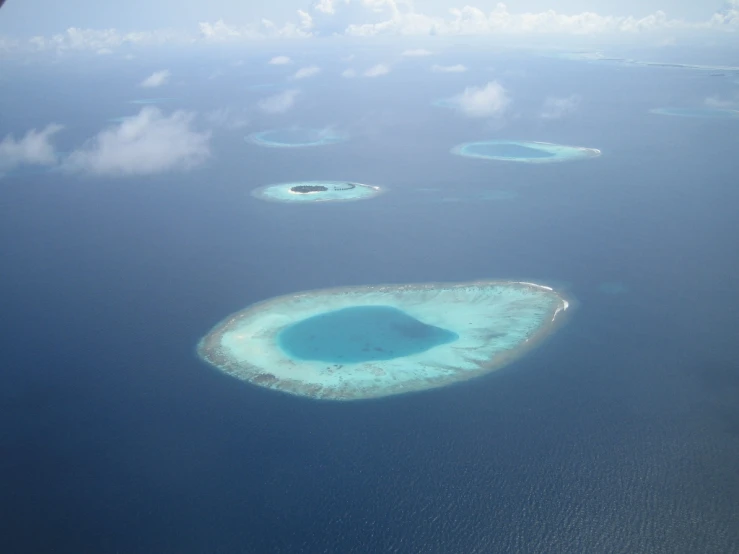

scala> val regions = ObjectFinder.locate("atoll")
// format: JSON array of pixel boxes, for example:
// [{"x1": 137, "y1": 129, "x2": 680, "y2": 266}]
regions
[
  {"x1": 197, "y1": 280, "x2": 571, "y2": 400},
  {"x1": 247, "y1": 128, "x2": 348, "y2": 148},
  {"x1": 650, "y1": 107, "x2": 739, "y2": 119},
  {"x1": 452, "y1": 140, "x2": 601, "y2": 164}
]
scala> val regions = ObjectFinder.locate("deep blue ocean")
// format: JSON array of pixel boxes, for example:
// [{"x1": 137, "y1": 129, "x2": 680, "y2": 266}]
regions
[{"x1": 1, "y1": 45, "x2": 738, "y2": 553}]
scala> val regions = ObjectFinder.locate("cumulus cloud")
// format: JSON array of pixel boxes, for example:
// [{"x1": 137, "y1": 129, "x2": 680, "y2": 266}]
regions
[
  {"x1": 364, "y1": 63, "x2": 390, "y2": 77},
  {"x1": 269, "y1": 55, "x2": 292, "y2": 65},
  {"x1": 342, "y1": 68, "x2": 358, "y2": 78},
  {"x1": 0, "y1": 124, "x2": 63, "y2": 173},
  {"x1": 198, "y1": 17, "x2": 312, "y2": 42},
  {"x1": 258, "y1": 89, "x2": 301, "y2": 114},
  {"x1": 63, "y1": 107, "x2": 210, "y2": 176},
  {"x1": 7, "y1": 3, "x2": 739, "y2": 56},
  {"x1": 541, "y1": 94, "x2": 582, "y2": 119},
  {"x1": 293, "y1": 65, "x2": 321, "y2": 79},
  {"x1": 205, "y1": 108, "x2": 250, "y2": 129},
  {"x1": 140, "y1": 70, "x2": 171, "y2": 88},
  {"x1": 26, "y1": 27, "x2": 186, "y2": 52},
  {"x1": 431, "y1": 64, "x2": 468, "y2": 73},
  {"x1": 402, "y1": 48, "x2": 432, "y2": 56},
  {"x1": 448, "y1": 81, "x2": 510, "y2": 118},
  {"x1": 341, "y1": 3, "x2": 694, "y2": 37},
  {"x1": 709, "y1": 0, "x2": 739, "y2": 26}
]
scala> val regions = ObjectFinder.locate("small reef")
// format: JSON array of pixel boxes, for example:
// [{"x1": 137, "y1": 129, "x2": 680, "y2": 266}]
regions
[
  {"x1": 247, "y1": 128, "x2": 348, "y2": 148},
  {"x1": 197, "y1": 280, "x2": 571, "y2": 400},
  {"x1": 452, "y1": 140, "x2": 601, "y2": 164},
  {"x1": 252, "y1": 181, "x2": 383, "y2": 203}
]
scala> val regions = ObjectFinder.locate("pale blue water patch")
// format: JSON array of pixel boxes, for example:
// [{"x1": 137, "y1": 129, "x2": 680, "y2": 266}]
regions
[
  {"x1": 247, "y1": 128, "x2": 348, "y2": 148},
  {"x1": 1, "y1": 165, "x2": 56, "y2": 179},
  {"x1": 246, "y1": 83, "x2": 284, "y2": 91},
  {"x1": 650, "y1": 107, "x2": 739, "y2": 119},
  {"x1": 479, "y1": 190, "x2": 518, "y2": 201},
  {"x1": 277, "y1": 306, "x2": 459, "y2": 364},
  {"x1": 127, "y1": 98, "x2": 177, "y2": 105},
  {"x1": 419, "y1": 188, "x2": 517, "y2": 203},
  {"x1": 452, "y1": 140, "x2": 601, "y2": 164},
  {"x1": 431, "y1": 98, "x2": 456, "y2": 109},
  {"x1": 598, "y1": 282, "x2": 629, "y2": 295}
]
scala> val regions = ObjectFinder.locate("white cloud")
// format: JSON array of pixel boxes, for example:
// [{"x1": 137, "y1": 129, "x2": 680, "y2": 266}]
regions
[
  {"x1": 269, "y1": 55, "x2": 292, "y2": 65},
  {"x1": 342, "y1": 68, "x2": 358, "y2": 78},
  {"x1": 63, "y1": 107, "x2": 210, "y2": 176},
  {"x1": 198, "y1": 20, "x2": 250, "y2": 41},
  {"x1": 258, "y1": 89, "x2": 301, "y2": 114},
  {"x1": 314, "y1": 0, "x2": 344, "y2": 15},
  {"x1": 298, "y1": 10, "x2": 314, "y2": 31},
  {"x1": 5, "y1": 3, "x2": 739, "y2": 56},
  {"x1": 140, "y1": 70, "x2": 171, "y2": 88},
  {"x1": 710, "y1": 0, "x2": 739, "y2": 26},
  {"x1": 27, "y1": 27, "x2": 186, "y2": 52},
  {"x1": 198, "y1": 18, "x2": 312, "y2": 42},
  {"x1": 0, "y1": 124, "x2": 63, "y2": 173},
  {"x1": 205, "y1": 108, "x2": 250, "y2": 129},
  {"x1": 293, "y1": 65, "x2": 321, "y2": 79},
  {"x1": 402, "y1": 48, "x2": 432, "y2": 57},
  {"x1": 431, "y1": 64, "x2": 468, "y2": 73},
  {"x1": 363, "y1": 63, "x2": 390, "y2": 77},
  {"x1": 541, "y1": 94, "x2": 582, "y2": 119},
  {"x1": 337, "y1": 2, "x2": 723, "y2": 37},
  {"x1": 448, "y1": 81, "x2": 510, "y2": 118}
]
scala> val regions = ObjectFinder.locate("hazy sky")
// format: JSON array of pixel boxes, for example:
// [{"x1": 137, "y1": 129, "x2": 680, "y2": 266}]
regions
[{"x1": 0, "y1": 0, "x2": 731, "y2": 37}]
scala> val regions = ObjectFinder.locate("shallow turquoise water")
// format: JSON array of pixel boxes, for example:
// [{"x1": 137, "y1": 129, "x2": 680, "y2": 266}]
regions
[
  {"x1": 464, "y1": 143, "x2": 555, "y2": 159},
  {"x1": 277, "y1": 306, "x2": 459, "y2": 363}
]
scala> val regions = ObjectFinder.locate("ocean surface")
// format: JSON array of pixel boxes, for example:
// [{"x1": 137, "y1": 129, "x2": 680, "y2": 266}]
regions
[{"x1": 1, "y1": 46, "x2": 739, "y2": 553}]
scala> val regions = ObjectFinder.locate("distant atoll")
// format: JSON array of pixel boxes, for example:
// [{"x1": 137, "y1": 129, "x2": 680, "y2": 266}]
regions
[
  {"x1": 452, "y1": 140, "x2": 601, "y2": 164},
  {"x1": 252, "y1": 181, "x2": 383, "y2": 203},
  {"x1": 197, "y1": 280, "x2": 571, "y2": 400},
  {"x1": 650, "y1": 107, "x2": 739, "y2": 119},
  {"x1": 247, "y1": 128, "x2": 347, "y2": 148}
]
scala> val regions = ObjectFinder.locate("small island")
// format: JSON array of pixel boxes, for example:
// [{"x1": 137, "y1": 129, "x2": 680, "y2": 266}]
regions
[
  {"x1": 197, "y1": 280, "x2": 572, "y2": 400},
  {"x1": 252, "y1": 181, "x2": 382, "y2": 203}
]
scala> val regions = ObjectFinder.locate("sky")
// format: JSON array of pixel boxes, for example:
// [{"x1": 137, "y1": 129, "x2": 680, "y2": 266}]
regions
[{"x1": 0, "y1": 0, "x2": 736, "y2": 45}]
